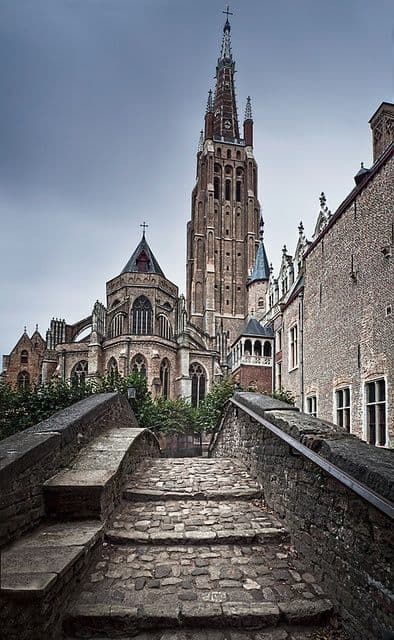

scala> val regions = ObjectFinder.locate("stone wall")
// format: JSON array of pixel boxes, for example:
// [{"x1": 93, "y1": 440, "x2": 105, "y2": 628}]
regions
[
  {"x1": 211, "y1": 392, "x2": 393, "y2": 640},
  {"x1": 0, "y1": 392, "x2": 139, "y2": 546}
]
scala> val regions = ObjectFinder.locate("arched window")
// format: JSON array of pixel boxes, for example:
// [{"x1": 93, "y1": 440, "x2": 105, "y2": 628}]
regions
[
  {"x1": 107, "y1": 357, "x2": 118, "y2": 379},
  {"x1": 110, "y1": 313, "x2": 126, "y2": 338},
  {"x1": 158, "y1": 315, "x2": 172, "y2": 340},
  {"x1": 214, "y1": 176, "x2": 220, "y2": 199},
  {"x1": 160, "y1": 359, "x2": 170, "y2": 399},
  {"x1": 17, "y1": 371, "x2": 30, "y2": 389},
  {"x1": 71, "y1": 360, "x2": 88, "y2": 385},
  {"x1": 258, "y1": 297, "x2": 265, "y2": 308},
  {"x1": 225, "y1": 179, "x2": 231, "y2": 201},
  {"x1": 254, "y1": 341, "x2": 262, "y2": 356},
  {"x1": 217, "y1": 148, "x2": 221, "y2": 157},
  {"x1": 132, "y1": 296, "x2": 152, "y2": 335},
  {"x1": 263, "y1": 341, "x2": 272, "y2": 357},
  {"x1": 244, "y1": 339, "x2": 252, "y2": 356},
  {"x1": 131, "y1": 354, "x2": 147, "y2": 377},
  {"x1": 226, "y1": 149, "x2": 231, "y2": 159},
  {"x1": 20, "y1": 350, "x2": 28, "y2": 364},
  {"x1": 189, "y1": 362, "x2": 206, "y2": 407}
]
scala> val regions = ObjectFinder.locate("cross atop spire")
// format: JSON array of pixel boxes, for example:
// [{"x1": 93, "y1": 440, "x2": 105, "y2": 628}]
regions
[
  {"x1": 222, "y1": 5, "x2": 233, "y2": 21},
  {"x1": 140, "y1": 221, "x2": 149, "y2": 236}
]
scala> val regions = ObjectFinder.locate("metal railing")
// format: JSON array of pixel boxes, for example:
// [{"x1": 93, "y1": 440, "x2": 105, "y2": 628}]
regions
[{"x1": 230, "y1": 397, "x2": 394, "y2": 520}]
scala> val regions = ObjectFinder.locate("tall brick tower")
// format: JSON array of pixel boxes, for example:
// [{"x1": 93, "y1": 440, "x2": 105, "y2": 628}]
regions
[{"x1": 186, "y1": 11, "x2": 261, "y2": 358}]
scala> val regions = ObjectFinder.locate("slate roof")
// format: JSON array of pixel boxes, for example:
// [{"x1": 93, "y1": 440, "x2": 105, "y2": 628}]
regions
[
  {"x1": 241, "y1": 318, "x2": 274, "y2": 338},
  {"x1": 121, "y1": 234, "x2": 164, "y2": 276},
  {"x1": 248, "y1": 240, "x2": 270, "y2": 283}
]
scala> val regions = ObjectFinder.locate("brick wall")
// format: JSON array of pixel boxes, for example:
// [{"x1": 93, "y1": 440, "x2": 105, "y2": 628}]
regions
[{"x1": 211, "y1": 392, "x2": 393, "y2": 640}]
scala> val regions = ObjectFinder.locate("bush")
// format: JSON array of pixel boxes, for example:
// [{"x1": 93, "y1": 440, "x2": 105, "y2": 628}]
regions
[
  {"x1": 270, "y1": 388, "x2": 295, "y2": 405},
  {"x1": 195, "y1": 378, "x2": 235, "y2": 434}
]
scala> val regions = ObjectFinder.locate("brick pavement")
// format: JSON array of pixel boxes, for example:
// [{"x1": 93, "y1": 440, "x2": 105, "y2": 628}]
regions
[{"x1": 63, "y1": 458, "x2": 344, "y2": 638}]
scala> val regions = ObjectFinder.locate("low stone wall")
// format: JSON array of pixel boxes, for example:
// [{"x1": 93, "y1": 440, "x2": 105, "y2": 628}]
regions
[
  {"x1": 0, "y1": 393, "x2": 138, "y2": 546},
  {"x1": 211, "y1": 392, "x2": 393, "y2": 640}
]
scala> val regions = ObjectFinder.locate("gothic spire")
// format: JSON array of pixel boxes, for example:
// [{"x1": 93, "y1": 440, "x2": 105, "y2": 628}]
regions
[
  {"x1": 213, "y1": 7, "x2": 239, "y2": 140},
  {"x1": 248, "y1": 217, "x2": 270, "y2": 284},
  {"x1": 244, "y1": 96, "x2": 252, "y2": 121}
]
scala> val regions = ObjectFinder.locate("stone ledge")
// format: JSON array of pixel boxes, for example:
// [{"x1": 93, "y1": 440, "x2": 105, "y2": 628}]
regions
[
  {"x1": 44, "y1": 427, "x2": 158, "y2": 519},
  {"x1": 1, "y1": 520, "x2": 103, "y2": 599},
  {"x1": 105, "y1": 526, "x2": 288, "y2": 546},
  {"x1": 123, "y1": 488, "x2": 262, "y2": 502}
]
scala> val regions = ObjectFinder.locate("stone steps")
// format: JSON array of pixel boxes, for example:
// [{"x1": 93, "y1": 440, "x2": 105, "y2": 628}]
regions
[
  {"x1": 106, "y1": 499, "x2": 288, "y2": 546},
  {"x1": 64, "y1": 628, "x2": 338, "y2": 640},
  {"x1": 62, "y1": 458, "x2": 337, "y2": 639},
  {"x1": 64, "y1": 599, "x2": 333, "y2": 636},
  {"x1": 44, "y1": 427, "x2": 146, "y2": 519}
]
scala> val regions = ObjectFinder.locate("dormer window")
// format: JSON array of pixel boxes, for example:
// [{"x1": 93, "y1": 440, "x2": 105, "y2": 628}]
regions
[{"x1": 136, "y1": 250, "x2": 149, "y2": 273}]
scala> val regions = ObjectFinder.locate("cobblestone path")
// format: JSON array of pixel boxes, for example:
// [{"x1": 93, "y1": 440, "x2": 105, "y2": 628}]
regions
[{"x1": 63, "y1": 458, "x2": 342, "y2": 639}]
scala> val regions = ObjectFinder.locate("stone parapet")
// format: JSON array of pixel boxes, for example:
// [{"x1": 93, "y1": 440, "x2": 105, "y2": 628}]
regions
[
  {"x1": 210, "y1": 391, "x2": 394, "y2": 640},
  {"x1": 0, "y1": 393, "x2": 138, "y2": 546}
]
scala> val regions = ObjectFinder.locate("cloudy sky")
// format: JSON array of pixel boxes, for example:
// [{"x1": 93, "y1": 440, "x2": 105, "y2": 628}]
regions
[{"x1": 0, "y1": 0, "x2": 393, "y2": 357}]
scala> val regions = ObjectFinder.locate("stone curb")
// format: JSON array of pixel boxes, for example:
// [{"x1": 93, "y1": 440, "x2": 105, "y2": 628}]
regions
[
  {"x1": 123, "y1": 489, "x2": 262, "y2": 502},
  {"x1": 105, "y1": 527, "x2": 288, "y2": 546},
  {"x1": 64, "y1": 598, "x2": 333, "y2": 634}
]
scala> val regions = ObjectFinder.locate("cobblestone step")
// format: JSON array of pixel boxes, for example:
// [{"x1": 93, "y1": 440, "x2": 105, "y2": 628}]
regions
[
  {"x1": 123, "y1": 458, "x2": 262, "y2": 502},
  {"x1": 106, "y1": 499, "x2": 288, "y2": 545},
  {"x1": 64, "y1": 599, "x2": 333, "y2": 636},
  {"x1": 64, "y1": 628, "x2": 341, "y2": 640}
]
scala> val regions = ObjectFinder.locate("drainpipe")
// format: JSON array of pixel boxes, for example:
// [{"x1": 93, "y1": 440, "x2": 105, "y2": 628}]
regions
[
  {"x1": 299, "y1": 291, "x2": 304, "y2": 412},
  {"x1": 62, "y1": 349, "x2": 66, "y2": 382}
]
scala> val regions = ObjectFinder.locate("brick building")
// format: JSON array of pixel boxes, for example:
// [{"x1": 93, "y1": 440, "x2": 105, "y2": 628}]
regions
[{"x1": 263, "y1": 102, "x2": 394, "y2": 447}]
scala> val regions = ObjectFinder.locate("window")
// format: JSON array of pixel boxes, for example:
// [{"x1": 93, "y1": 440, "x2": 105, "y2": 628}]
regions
[
  {"x1": 254, "y1": 341, "x2": 262, "y2": 356},
  {"x1": 263, "y1": 341, "x2": 272, "y2": 357},
  {"x1": 71, "y1": 360, "x2": 88, "y2": 385},
  {"x1": 365, "y1": 379, "x2": 386, "y2": 446},
  {"x1": 276, "y1": 362, "x2": 282, "y2": 389},
  {"x1": 306, "y1": 396, "x2": 317, "y2": 417},
  {"x1": 225, "y1": 179, "x2": 231, "y2": 201},
  {"x1": 236, "y1": 181, "x2": 241, "y2": 202},
  {"x1": 335, "y1": 388, "x2": 351, "y2": 432},
  {"x1": 132, "y1": 296, "x2": 152, "y2": 335},
  {"x1": 131, "y1": 354, "x2": 147, "y2": 377},
  {"x1": 110, "y1": 313, "x2": 125, "y2": 338},
  {"x1": 226, "y1": 149, "x2": 231, "y2": 159},
  {"x1": 289, "y1": 325, "x2": 298, "y2": 369},
  {"x1": 20, "y1": 350, "x2": 28, "y2": 364},
  {"x1": 189, "y1": 362, "x2": 206, "y2": 407},
  {"x1": 158, "y1": 315, "x2": 172, "y2": 340},
  {"x1": 160, "y1": 359, "x2": 170, "y2": 399},
  {"x1": 107, "y1": 357, "x2": 118, "y2": 379},
  {"x1": 276, "y1": 329, "x2": 282, "y2": 352},
  {"x1": 17, "y1": 371, "x2": 30, "y2": 389},
  {"x1": 136, "y1": 249, "x2": 150, "y2": 273},
  {"x1": 214, "y1": 176, "x2": 220, "y2": 199}
]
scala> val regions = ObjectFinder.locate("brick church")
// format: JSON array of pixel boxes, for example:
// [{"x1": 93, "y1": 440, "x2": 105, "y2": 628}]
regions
[{"x1": 2, "y1": 15, "x2": 393, "y2": 446}]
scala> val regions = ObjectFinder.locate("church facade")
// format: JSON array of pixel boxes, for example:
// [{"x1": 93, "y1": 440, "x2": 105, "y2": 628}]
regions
[
  {"x1": 2, "y1": 15, "x2": 272, "y2": 407},
  {"x1": 2, "y1": 17, "x2": 393, "y2": 446}
]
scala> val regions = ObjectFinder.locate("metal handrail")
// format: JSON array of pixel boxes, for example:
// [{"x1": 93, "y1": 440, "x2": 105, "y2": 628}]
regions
[{"x1": 230, "y1": 397, "x2": 394, "y2": 520}]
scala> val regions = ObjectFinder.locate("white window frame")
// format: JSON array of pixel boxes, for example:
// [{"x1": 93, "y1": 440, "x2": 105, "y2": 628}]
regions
[
  {"x1": 288, "y1": 323, "x2": 298, "y2": 371},
  {"x1": 363, "y1": 376, "x2": 388, "y2": 447},
  {"x1": 306, "y1": 395, "x2": 317, "y2": 417},
  {"x1": 334, "y1": 386, "x2": 352, "y2": 433}
]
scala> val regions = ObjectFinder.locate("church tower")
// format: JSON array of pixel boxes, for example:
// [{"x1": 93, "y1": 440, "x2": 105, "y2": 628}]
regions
[{"x1": 186, "y1": 11, "x2": 261, "y2": 357}]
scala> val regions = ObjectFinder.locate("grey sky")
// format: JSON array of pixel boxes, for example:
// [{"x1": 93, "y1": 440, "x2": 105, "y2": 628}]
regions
[{"x1": 0, "y1": 0, "x2": 393, "y2": 357}]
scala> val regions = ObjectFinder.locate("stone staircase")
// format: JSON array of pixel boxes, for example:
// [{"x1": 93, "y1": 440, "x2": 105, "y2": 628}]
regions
[{"x1": 63, "y1": 458, "x2": 341, "y2": 639}]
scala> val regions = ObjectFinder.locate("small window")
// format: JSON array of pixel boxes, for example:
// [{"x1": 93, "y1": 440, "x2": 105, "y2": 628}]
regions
[
  {"x1": 289, "y1": 325, "x2": 298, "y2": 370},
  {"x1": 214, "y1": 176, "x2": 220, "y2": 199},
  {"x1": 263, "y1": 341, "x2": 272, "y2": 357},
  {"x1": 20, "y1": 350, "x2": 28, "y2": 364},
  {"x1": 276, "y1": 329, "x2": 282, "y2": 352},
  {"x1": 306, "y1": 396, "x2": 317, "y2": 417},
  {"x1": 236, "y1": 150, "x2": 241, "y2": 159},
  {"x1": 335, "y1": 388, "x2": 351, "y2": 432},
  {"x1": 131, "y1": 354, "x2": 147, "y2": 377},
  {"x1": 365, "y1": 379, "x2": 386, "y2": 446},
  {"x1": 227, "y1": 149, "x2": 231, "y2": 159},
  {"x1": 225, "y1": 179, "x2": 231, "y2": 201},
  {"x1": 217, "y1": 148, "x2": 221, "y2": 157}
]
